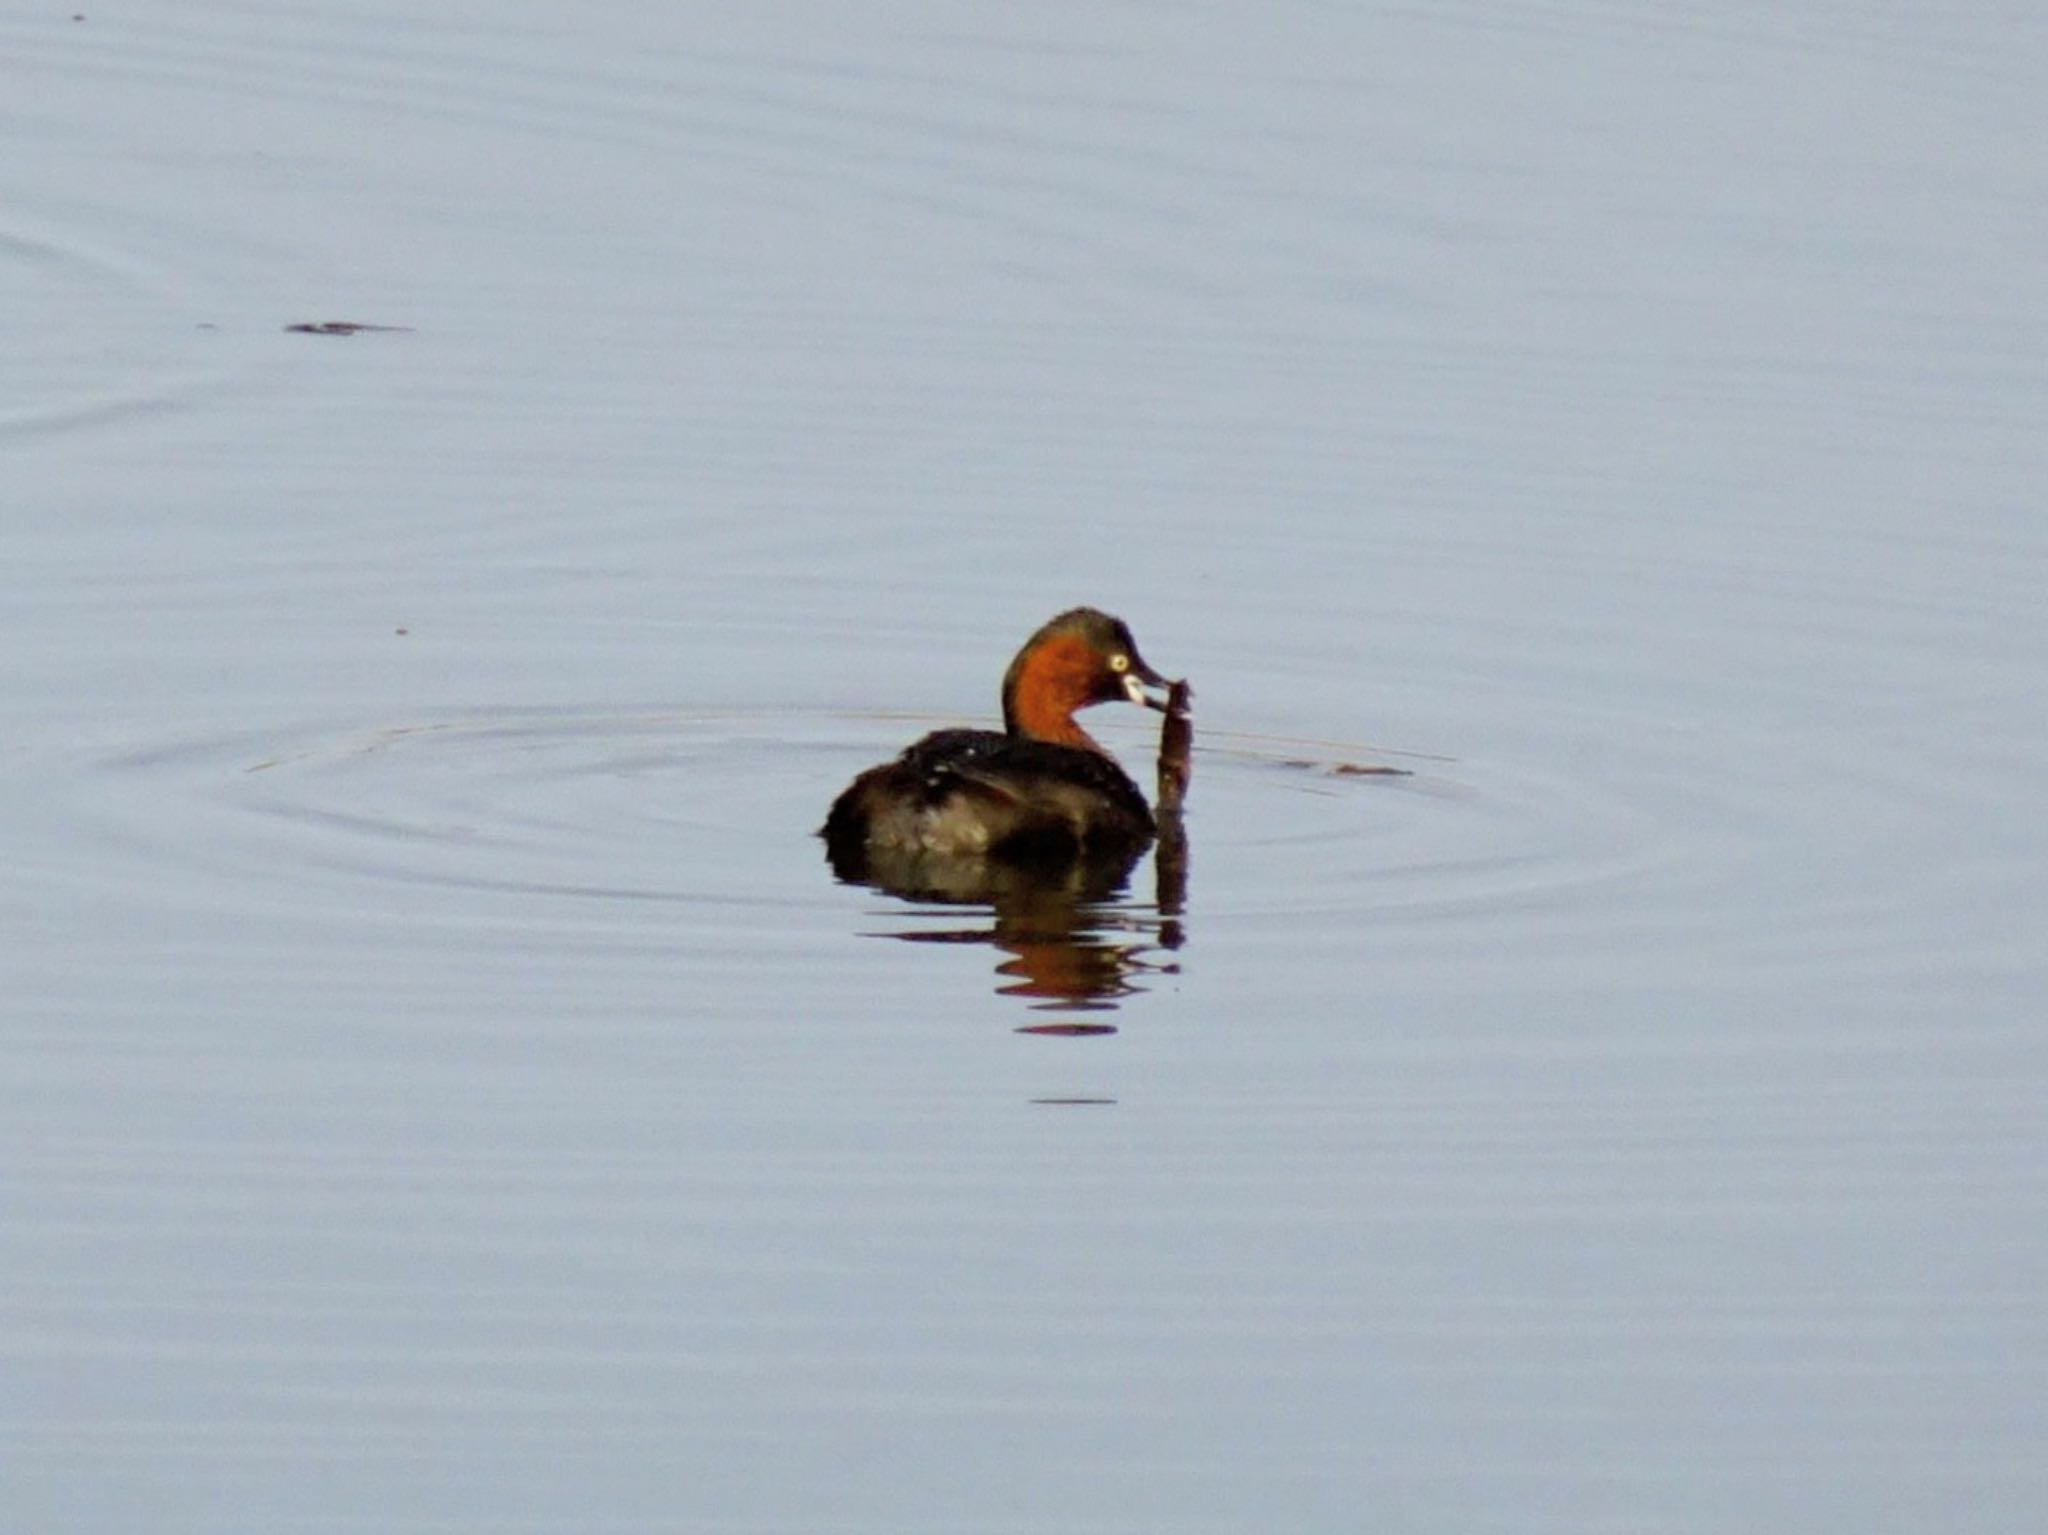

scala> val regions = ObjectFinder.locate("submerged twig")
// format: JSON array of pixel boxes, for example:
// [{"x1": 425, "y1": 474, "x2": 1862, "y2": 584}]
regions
[
  {"x1": 1156, "y1": 679, "x2": 1193, "y2": 814},
  {"x1": 1153, "y1": 679, "x2": 1192, "y2": 925}
]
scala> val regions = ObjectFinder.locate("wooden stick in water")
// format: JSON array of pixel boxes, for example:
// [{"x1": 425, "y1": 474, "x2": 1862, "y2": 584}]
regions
[
  {"x1": 1153, "y1": 679, "x2": 1192, "y2": 923},
  {"x1": 1156, "y1": 678, "x2": 1192, "y2": 815}
]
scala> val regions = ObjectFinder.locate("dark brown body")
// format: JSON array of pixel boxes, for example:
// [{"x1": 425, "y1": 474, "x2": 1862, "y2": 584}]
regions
[
  {"x1": 821, "y1": 608, "x2": 1169, "y2": 868},
  {"x1": 823, "y1": 727, "x2": 1154, "y2": 864}
]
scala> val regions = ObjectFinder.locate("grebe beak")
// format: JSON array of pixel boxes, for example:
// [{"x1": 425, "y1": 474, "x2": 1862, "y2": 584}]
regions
[{"x1": 1122, "y1": 659, "x2": 1173, "y2": 712}]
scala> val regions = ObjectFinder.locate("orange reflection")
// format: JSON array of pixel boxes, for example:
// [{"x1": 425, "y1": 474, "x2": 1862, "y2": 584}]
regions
[{"x1": 825, "y1": 801, "x2": 1189, "y2": 1014}]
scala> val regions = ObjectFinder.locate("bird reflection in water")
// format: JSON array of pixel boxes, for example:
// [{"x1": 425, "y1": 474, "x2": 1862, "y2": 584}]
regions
[{"x1": 823, "y1": 816, "x2": 1187, "y2": 1022}]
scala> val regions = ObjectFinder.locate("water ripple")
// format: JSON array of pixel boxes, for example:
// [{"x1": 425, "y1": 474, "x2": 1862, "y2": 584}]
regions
[{"x1": 34, "y1": 669, "x2": 1995, "y2": 1014}]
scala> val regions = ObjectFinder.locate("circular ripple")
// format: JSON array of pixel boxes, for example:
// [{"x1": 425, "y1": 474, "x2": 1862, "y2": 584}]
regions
[
  {"x1": 0, "y1": 213, "x2": 233, "y2": 444},
  {"x1": 38, "y1": 677, "x2": 1997, "y2": 1012}
]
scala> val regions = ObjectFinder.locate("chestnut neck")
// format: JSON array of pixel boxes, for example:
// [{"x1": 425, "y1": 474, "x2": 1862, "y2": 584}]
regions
[{"x1": 1001, "y1": 632, "x2": 1108, "y2": 752}]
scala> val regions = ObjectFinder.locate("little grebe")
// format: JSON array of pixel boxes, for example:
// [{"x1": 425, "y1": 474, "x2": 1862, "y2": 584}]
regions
[{"x1": 822, "y1": 607, "x2": 1171, "y2": 863}]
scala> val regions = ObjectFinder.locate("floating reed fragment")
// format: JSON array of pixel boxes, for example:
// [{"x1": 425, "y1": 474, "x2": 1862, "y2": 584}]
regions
[{"x1": 1156, "y1": 678, "x2": 1193, "y2": 814}]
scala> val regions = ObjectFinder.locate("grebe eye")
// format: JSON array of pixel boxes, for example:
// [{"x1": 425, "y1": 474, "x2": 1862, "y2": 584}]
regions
[{"x1": 1109, "y1": 653, "x2": 1130, "y2": 673}]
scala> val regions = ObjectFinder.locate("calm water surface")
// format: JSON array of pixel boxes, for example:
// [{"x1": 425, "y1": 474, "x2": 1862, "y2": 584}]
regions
[{"x1": 5, "y1": 3, "x2": 2044, "y2": 1531}]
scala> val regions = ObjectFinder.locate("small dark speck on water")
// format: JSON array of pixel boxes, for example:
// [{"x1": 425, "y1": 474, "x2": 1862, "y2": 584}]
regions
[{"x1": 285, "y1": 321, "x2": 415, "y2": 336}]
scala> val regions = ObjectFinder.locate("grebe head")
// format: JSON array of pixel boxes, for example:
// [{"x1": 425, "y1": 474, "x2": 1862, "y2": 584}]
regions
[{"x1": 1000, "y1": 607, "x2": 1170, "y2": 750}]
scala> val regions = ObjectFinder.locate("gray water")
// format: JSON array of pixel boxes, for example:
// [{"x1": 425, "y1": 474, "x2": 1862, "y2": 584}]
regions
[{"x1": 6, "y1": 4, "x2": 2044, "y2": 1531}]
